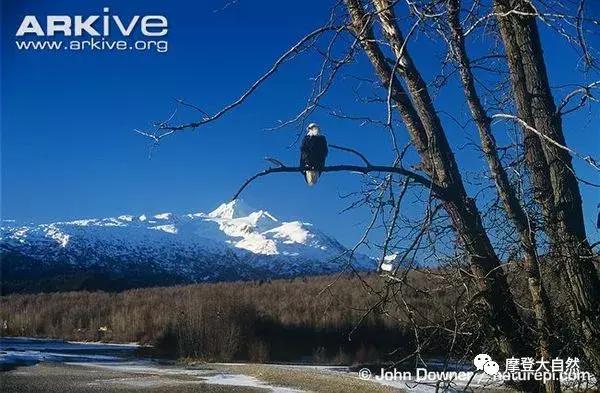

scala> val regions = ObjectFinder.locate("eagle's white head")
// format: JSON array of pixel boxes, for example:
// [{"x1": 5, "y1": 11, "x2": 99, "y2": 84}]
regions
[{"x1": 307, "y1": 123, "x2": 321, "y2": 136}]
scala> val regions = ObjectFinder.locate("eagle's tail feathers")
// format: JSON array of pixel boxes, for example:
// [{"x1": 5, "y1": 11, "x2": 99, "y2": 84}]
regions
[{"x1": 305, "y1": 171, "x2": 320, "y2": 186}]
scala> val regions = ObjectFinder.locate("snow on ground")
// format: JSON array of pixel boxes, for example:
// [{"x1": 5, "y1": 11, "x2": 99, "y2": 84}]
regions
[
  {"x1": 203, "y1": 373, "x2": 305, "y2": 393},
  {"x1": 71, "y1": 361, "x2": 307, "y2": 392}
]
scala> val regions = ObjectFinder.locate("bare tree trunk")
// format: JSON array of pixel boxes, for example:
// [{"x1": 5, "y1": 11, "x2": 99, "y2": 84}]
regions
[
  {"x1": 494, "y1": 0, "x2": 600, "y2": 375},
  {"x1": 490, "y1": 4, "x2": 557, "y2": 236},
  {"x1": 343, "y1": 0, "x2": 536, "y2": 370},
  {"x1": 446, "y1": 1, "x2": 558, "y2": 391}
]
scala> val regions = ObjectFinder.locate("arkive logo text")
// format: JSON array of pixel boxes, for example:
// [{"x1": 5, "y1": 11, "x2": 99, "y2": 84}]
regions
[{"x1": 14, "y1": 7, "x2": 169, "y2": 53}]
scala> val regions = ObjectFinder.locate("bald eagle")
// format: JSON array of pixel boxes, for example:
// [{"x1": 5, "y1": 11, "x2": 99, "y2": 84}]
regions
[{"x1": 300, "y1": 123, "x2": 328, "y2": 186}]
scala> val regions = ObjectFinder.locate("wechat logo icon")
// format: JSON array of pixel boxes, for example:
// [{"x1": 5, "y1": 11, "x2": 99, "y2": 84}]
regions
[{"x1": 474, "y1": 353, "x2": 500, "y2": 375}]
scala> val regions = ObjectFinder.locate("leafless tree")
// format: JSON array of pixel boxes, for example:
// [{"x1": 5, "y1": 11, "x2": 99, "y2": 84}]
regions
[
  {"x1": 441, "y1": 0, "x2": 559, "y2": 391},
  {"x1": 492, "y1": 0, "x2": 600, "y2": 377}
]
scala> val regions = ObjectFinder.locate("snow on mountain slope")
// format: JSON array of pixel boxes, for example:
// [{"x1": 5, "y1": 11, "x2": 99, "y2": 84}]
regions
[{"x1": 1, "y1": 200, "x2": 374, "y2": 287}]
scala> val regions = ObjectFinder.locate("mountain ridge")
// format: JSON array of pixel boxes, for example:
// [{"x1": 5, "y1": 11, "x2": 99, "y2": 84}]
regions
[{"x1": 0, "y1": 200, "x2": 374, "y2": 294}]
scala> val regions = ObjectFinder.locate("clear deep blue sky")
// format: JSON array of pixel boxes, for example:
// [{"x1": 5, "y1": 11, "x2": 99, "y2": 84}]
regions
[{"x1": 2, "y1": 0, "x2": 599, "y2": 248}]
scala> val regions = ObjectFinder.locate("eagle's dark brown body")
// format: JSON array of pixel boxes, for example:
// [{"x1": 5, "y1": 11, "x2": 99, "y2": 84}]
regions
[{"x1": 300, "y1": 134, "x2": 328, "y2": 185}]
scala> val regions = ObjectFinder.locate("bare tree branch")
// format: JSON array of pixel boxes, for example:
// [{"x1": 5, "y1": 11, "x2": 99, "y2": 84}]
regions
[
  {"x1": 136, "y1": 25, "x2": 338, "y2": 143},
  {"x1": 232, "y1": 161, "x2": 442, "y2": 200},
  {"x1": 492, "y1": 113, "x2": 600, "y2": 171},
  {"x1": 329, "y1": 144, "x2": 372, "y2": 166}
]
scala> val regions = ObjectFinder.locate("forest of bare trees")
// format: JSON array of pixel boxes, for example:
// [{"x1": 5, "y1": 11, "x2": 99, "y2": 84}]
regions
[
  {"x1": 133, "y1": 1, "x2": 600, "y2": 391},
  {"x1": 1, "y1": 274, "x2": 450, "y2": 364}
]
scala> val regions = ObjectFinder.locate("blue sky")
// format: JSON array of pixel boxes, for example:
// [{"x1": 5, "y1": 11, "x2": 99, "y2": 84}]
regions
[{"x1": 2, "y1": 0, "x2": 599, "y2": 249}]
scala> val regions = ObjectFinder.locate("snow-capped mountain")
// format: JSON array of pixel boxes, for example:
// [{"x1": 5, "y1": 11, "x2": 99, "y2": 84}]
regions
[{"x1": 1, "y1": 200, "x2": 374, "y2": 293}]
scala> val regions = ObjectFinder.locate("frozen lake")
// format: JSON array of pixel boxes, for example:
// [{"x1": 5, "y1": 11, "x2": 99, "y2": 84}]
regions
[
  {"x1": 0, "y1": 337, "x2": 139, "y2": 370},
  {"x1": 0, "y1": 337, "x2": 309, "y2": 392},
  {"x1": 0, "y1": 338, "x2": 478, "y2": 392}
]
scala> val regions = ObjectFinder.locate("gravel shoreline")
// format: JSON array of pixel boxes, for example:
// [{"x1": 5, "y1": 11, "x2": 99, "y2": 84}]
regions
[
  {"x1": 1, "y1": 362, "x2": 404, "y2": 393},
  {"x1": 1, "y1": 363, "x2": 268, "y2": 393}
]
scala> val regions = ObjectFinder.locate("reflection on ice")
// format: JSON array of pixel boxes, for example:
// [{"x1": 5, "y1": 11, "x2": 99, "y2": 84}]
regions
[{"x1": 0, "y1": 337, "x2": 138, "y2": 370}]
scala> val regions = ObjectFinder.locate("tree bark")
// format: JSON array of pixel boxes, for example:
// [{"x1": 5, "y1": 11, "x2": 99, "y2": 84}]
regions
[
  {"x1": 446, "y1": 1, "x2": 558, "y2": 391},
  {"x1": 494, "y1": 0, "x2": 600, "y2": 375},
  {"x1": 343, "y1": 0, "x2": 536, "y2": 367}
]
